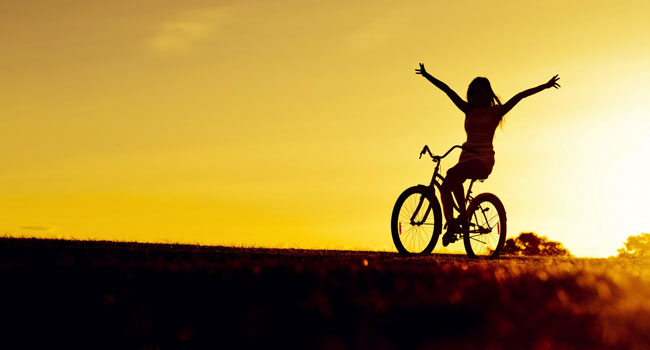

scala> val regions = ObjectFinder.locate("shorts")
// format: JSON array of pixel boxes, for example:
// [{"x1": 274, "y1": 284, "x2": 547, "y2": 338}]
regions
[{"x1": 446, "y1": 159, "x2": 491, "y2": 184}]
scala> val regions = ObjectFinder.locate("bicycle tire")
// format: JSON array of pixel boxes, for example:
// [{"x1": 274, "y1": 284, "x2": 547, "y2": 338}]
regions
[
  {"x1": 391, "y1": 186, "x2": 442, "y2": 255},
  {"x1": 463, "y1": 193, "x2": 507, "y2": 259}
]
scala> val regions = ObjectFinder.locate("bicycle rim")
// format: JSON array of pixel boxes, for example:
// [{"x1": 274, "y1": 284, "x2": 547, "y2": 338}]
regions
[
  {"x1": 464, "y1": 194, "x2": 506, "y2": 258},
  {"x1": 391, "y1": 187, "x2": 441, "y2": 255}
]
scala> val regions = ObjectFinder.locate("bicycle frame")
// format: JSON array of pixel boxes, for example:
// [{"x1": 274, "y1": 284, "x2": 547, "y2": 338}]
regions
[
  {"x1": 393, "y1": 144, "x2": 506, "y2": 257},
  {"x1": 425, "y1": 150, "x2": 479, "y2": 213},
  {"x1": 410, "y1": 145, "x2": 481, "y2": 227}
]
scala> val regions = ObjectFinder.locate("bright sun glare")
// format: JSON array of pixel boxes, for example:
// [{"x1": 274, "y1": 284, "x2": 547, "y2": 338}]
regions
[{"x1": 1, "y1": 1, "x2": 650, "y2": 257}]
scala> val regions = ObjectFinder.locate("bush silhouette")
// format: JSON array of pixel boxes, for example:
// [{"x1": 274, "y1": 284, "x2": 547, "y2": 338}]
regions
[
  {"x1": 617, "y1": 233, "x2": 650, "y2": 258},
  {"x1": 502, "y1": 232, "x2": 571, "y2": 256}
]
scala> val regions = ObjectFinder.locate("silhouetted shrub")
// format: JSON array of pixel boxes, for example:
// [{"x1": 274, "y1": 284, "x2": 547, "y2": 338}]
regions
[
  {"x1": 502, "y1": 232, "x2": 571, "y2": 256},
  {"x1": 617, "y1": 233, "x2": 650, "y2": 258}
]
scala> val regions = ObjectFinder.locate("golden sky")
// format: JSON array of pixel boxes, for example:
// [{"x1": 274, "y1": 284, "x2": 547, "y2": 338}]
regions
[{"x1": 2, "y1": 0, "x2": 650, "y2": 257}]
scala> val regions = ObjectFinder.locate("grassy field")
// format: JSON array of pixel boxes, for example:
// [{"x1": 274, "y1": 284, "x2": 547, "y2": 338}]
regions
[{"x1": 1, "y1": 238, "x2": 650, "y2": 349}]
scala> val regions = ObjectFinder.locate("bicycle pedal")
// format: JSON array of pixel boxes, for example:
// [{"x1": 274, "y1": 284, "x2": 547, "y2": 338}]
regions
[{"x1": 442, "y1": 232, "x2": 459, "y2": 247}]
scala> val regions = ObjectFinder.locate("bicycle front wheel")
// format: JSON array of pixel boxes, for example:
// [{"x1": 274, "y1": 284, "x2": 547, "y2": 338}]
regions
[
  {"x1": 391, "y1": 186, "x2": 442, "y2": 256},
  {"x1": 464, "y1": 193, "x2": 507, "y2": 259}
]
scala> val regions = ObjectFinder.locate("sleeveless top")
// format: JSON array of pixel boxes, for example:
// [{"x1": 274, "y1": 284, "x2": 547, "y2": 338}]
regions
[{"x1": 458, "y1": 106, "x2": 501, "y2": 173}]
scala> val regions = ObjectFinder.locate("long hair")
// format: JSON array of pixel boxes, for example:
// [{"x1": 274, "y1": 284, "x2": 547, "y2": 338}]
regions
[
  {"x1": 467, "y1": 77, "x2": 501, "y2": 109},
  {"x1": 467, "y1": 77, "x2": 505, "y2": 127}
]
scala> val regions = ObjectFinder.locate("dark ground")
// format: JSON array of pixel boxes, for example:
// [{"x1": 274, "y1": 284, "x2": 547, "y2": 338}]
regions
[{"x1": 1, "y1": 238, "x2": 650, "y2": 349}]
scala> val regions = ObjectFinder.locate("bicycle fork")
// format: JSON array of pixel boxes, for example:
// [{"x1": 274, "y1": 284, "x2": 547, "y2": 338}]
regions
[
  {"x1": 472, "y1": 204, "x2": 493, "y2": 234},
  {"x1": 398, "y1": 192, "x2": 433, "y2": 236},
  {"x1": 409, "y1": 194, "x2": 432, "y2": 226}
]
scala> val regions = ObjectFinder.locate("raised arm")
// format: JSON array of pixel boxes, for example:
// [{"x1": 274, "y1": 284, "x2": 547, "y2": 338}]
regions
[
  {"x1": 416, "y1": 63, "x2": 469, "y2": 114},
  {"x1": 499, "y1": 75, "x2": 560, "y2": 117}
]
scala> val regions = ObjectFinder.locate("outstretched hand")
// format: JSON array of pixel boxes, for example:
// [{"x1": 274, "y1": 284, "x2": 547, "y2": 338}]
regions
[
  {"x1": 415, "y1": 63, "x2": 428, "y2": 76},
  {"x1": 545, "y1": 74, "x2": 561, "y2": 89}
]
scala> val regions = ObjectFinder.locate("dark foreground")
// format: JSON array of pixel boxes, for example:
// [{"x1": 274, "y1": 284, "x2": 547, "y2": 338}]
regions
[{"x1": 1, "y1": 238, "x2": 650, "y2": 349}]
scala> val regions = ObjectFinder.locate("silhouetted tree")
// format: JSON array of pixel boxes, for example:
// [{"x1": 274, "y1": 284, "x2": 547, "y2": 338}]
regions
[
  {"x1": 617, "y1": 233, "x2": 650, "y2": 258},
  {"x1": 502, "y1": 232, "x2": 571, "y2": 256}
]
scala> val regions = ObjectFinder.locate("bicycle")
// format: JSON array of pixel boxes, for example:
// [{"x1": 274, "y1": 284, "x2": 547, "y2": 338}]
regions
[{"x1": 390, "y1": 145, "x2": 507, "y2": 258}]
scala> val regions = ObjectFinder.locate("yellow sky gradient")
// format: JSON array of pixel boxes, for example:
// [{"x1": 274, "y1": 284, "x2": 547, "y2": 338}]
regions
[{"x1": 2, "y1": 0, "x2": 650, "y2": 257}]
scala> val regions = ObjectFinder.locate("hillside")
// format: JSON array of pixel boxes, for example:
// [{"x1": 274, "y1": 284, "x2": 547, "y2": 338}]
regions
[{"x1": 1, "y1": 238, "x2": 648, "y2": 349}]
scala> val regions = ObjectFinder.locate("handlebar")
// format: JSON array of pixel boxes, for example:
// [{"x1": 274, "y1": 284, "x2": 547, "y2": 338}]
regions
[{"x1": 419, "y1": 145, "x2": 478, "y2": 162}]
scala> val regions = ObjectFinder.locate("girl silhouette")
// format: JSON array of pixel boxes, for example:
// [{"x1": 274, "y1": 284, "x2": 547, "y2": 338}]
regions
[{"x1": 415, "y1": 63, "x2": 560, "y2": 246}]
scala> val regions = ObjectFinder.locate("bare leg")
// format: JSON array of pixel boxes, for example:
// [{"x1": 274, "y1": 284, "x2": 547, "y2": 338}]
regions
[
  {"x1": 451, "y1": 181, "x2": 466, "y2": 221},
  {"x1": 442, "y1": 160, "x2": 490, "y2": 242},
  {"x1": 441, "y1": 181, "x2": 455, "y2": 222},
  {"x1": 444, "y1": 161, "x2": 482, "y2": 224},
  {"x1": 443, "y1": 177, "x2": 466, "y2": 223}
]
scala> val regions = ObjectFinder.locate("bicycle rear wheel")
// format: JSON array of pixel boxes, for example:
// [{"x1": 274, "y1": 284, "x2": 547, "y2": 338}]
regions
[
  {"x1": 463, "y1": 193, "x2": 507, "y2": 259},
  {"x1": 391, "y1": 186, "x2": 442, "y2": 255}
]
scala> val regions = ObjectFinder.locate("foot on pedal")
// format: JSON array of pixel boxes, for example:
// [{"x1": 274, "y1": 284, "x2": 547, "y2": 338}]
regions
[
  {"x1": 442, "y1": 231, "x2": 457, "y2": 247},
  {"x1": 442, "y1": 221, "x2": 459, "y2": 247},
  {"x1": 442, "y1": 216, "x2": 467, "y2": 247}
]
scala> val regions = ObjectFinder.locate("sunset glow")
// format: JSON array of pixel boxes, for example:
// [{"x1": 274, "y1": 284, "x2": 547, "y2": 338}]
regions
[{"x1": 2, "y1": 0, "x2": 650, "y2": 257}]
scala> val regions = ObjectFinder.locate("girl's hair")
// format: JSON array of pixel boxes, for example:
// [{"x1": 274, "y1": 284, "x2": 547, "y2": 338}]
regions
[
  {"x1": 467, "y1": 77, "x2": 505, "y2": 127},
  {"x1": 467, "y1": 77, "x2": 501, "y2": 109}
]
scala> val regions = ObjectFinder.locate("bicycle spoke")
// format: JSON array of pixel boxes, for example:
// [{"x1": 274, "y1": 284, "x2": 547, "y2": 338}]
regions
[
  {"x1": 465, "y1": 197, "x2": 505, "y2": 257},
  {"x1": 486, "y1": 213, "x2": 499, "y2": 224},
  {"x1": 417, "y1": 231, "x2": 425, "y2": 249},
  {"x1": 393, "y1": 188, "x2": 441, "y2": 255},
  {"x1": 417, "y1": 229, "x2": 425, "y2": 250},
  {"x1": 402, "y1": 227, "x2": 414, "y2": 237},
  {"x1": 470, "y1": 236, "x2": 486, "y2": 244}
]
